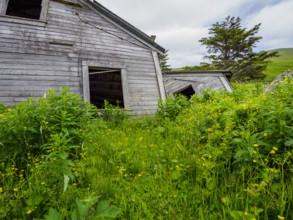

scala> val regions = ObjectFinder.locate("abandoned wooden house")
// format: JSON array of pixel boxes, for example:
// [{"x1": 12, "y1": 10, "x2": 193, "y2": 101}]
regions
[
  {"x1": 0, "y1": 0, "x2": 166, "y2": 115},
  {"x1": 0, "y1": 0, "x2": 234, "y2": 115},
  {"x1": 163, "y1": 70, "x2": 232, "y2": 98}
]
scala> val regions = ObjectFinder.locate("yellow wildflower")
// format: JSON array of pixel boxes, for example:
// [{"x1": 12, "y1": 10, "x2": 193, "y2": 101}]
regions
[
  {"x1": 253, "y1": 144, "x2": 258, "y2": 147},
  {"x1": 0, "y1": 188, "x2": 2, "y2": 193},
  {"x1": 277, "y1": 216, "x2": 285, "y2": 220},
  {"x1": 270, "y1": 150, "x2": 276, "y2": 154},
  {"x1": 0, "y1": 114, "x2": 3, "y2": 117},
  {"x1": 273, "y1": 147, "x2": 278, "y2": 151},
  {"x1": 14, "y1": 188, "x2": 18, "y2": 192},
  {"x1": 221, "y1": 197, "x2": 227, "y2": 203},
  {"x1": 41, "y1": 182, "x2": 45, "y2": 185},
  {"x1": 7, "y1": 109, "x2": 11, "y2": 112},
  {"x1": 253, "y1": 160, "x2": 256, "y2": 163},
  {"x1": 27, "y1": 210, "x2": 32, "y2": 214},
  {"x1": 244, "y1": 212, "x2": 248, "y2": 216},
  {"x1": 264, "y1": 132, "x2": 268, "y2": 136}
]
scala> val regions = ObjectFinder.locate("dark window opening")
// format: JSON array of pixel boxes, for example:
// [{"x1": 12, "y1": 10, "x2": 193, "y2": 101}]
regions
[
  {"x1": 6, "y1": 0, "x2": 42, "y2": 20},
  {"x1": 174, "y1": 85, "x2": 195, "y2": 99},
  {"x1": 89, "y1": 67, "x2": 124, "y2": 108}
]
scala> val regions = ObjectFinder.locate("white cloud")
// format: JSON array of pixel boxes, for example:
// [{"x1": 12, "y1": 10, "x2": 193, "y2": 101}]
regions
[
  {"x1": 150, "y1": 27, "x2": 209, "y2": 67},
  {"x1": 246, "y1": 0, "x2": 293, "y2": 50}
]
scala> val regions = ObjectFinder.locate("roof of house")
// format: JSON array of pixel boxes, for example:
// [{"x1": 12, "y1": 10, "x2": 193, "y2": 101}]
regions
[
  {"x1": 163, "y1": 70, "x2": 232, "y2": 76},
  {"x1": 83, "y1": 0, "x2": 165, "y2": 53}
]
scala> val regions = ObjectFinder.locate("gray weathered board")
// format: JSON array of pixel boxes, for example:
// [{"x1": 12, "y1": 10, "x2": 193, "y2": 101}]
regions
[
  {"x1": 0, "y1": 0, "x2": 166, "y2": 115},
  {"x1": 163, "y1": 70, "x2": 232, "y2": 96}
]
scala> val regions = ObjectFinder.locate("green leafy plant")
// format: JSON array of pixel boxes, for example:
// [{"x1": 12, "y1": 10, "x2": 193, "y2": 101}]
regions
[{"x1": 41, "y1": 197, "x2": 121, "y2": 220}]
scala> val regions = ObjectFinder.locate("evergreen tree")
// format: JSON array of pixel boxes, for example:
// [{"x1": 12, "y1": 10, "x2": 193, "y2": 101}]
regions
[
  {"x1": 158, "y1": 49, "x2": 171, "y2": 71},
  {"x1": 199, "y1": 16, "x2": 278, "y2": 81}
]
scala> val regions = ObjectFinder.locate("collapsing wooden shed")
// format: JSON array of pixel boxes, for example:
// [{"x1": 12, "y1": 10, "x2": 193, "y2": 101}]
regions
[
  {"x1": 163, "y1": 70, "x2": 232, "y2": 98},
  {"x1": 0, "y1": 0, "x2": 166, "y2": 115}
]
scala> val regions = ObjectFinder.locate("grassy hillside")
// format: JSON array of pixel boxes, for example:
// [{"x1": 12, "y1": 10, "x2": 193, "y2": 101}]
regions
[
  {"x1": 264, "y1": 48, "x2": 293, "y2": 81},
  {"x1": 173, "y1": 48, "x2": 293, "y2": 82},
  {"x1": 1, "y1": 83, "x2": 293, "y2": 219}
]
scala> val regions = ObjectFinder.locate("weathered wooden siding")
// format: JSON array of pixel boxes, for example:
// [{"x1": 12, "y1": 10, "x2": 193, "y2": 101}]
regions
[
  {"x1": 0, "y1": 0, "x2": 162, "y2": 115},
  {"x1": 163, "y1": 73, "x2": 232, "y2": 96}
]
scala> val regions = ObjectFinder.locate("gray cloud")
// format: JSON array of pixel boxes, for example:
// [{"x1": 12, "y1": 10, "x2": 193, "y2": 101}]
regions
[{"x1": 97, "y1": 0, "x2": 293, "y2": 68}]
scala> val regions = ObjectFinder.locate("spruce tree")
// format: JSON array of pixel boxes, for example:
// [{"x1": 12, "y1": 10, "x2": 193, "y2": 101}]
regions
[
  {"x1": 158, "y1": 49, "x2": 171, "y2": 71},
  {"x1": 199, "y1": 16, "x2": 278, "y2": 81}
]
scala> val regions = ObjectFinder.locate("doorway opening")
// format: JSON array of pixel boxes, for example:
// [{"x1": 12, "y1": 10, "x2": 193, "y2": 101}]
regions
[
  {"x1": 89, "y1": 67, "x2": 124, "y2": 108},
  {"x1": 173, "y1": 85, "x2": 195, "y2": 99}
]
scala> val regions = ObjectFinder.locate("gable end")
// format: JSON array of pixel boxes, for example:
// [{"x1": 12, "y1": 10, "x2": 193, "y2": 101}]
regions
[{"x1": 83, "y1": 0, "x2": 165, "y2": 53}]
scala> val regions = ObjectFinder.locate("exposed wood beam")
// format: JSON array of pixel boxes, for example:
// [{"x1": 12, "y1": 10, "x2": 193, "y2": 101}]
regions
[{"x1": 89, "y1": 70, "x2": 119, "y2": 75}]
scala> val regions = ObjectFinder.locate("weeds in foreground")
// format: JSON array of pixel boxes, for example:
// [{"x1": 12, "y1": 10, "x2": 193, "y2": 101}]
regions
[{"x1": 1, "y1": 78, "x2": 293, "y2": 219}]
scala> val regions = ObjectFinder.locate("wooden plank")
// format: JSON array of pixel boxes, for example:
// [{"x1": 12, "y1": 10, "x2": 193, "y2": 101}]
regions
[
  {"x1": 130, "y1": 101, "x2": 158, "y2": 106},
  {"x1": 152, "y1": 51, "x2": 166, "y2": 100},
  {"x1": 128, "y1": 79, "x2": 157, "y2": 84},
  {"x1": 128, "y1": 84, "x2": 159, "y2": 89},
  {"x1": 51, "y1": 0, "x2": 82, "y2": 8},
  {"x1": 82, "y1": 64, "x2": 90, "y2": 102},
  {"x1": 130, "y1": 96, "x2": 158, "y2": 102},
  {"x1": 0, "y1": 15, "x2": 46, "y2": 27},
  {"x1": 0, "y1": 69, "x2": 78, "y2": 76},
  {"x1": 129, "y1": 87, "x2": 160, "y2": 93},
  {"x1": 0, "y1": 63, "x2": 77, "y2": 71},
  {"x1": 163, "y1": 73, "x2": 223, "y2": 78},
  {"x1": 0, "y1": 74, "x2": 80, "y2": 82},
  {"x1": 0, "y1": 90, "x2": 57, "y2": 97},
  {"x1": 40, "y1": 0, "x2": 50, "y2": 21},
  {"x1": 219, "y1": 76, "x2": 233, "y2": 92},
  {"x1": 121, "y1": 69, "x2": 131, "y2": 110},
  {"x1": 0, "y1": 80, "x2": 80, "y2": 87},
  {"x1": 0, "y1": 0, "x2": 9, "y2": 15},
  {"x1": 0, "y1": 85, "x2": 80, "y2": 91}
]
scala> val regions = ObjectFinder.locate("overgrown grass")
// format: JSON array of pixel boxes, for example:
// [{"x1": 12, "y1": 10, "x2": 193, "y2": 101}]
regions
[
  {"x1": 264, "y1": 48, "x2": 293, "y2": 81},
  {"x1": 1, "y1": 80, "x2": 293, "y2": 219},
  {"x1": 173, "y1": 48, "x2": 293, "y2": 83}
]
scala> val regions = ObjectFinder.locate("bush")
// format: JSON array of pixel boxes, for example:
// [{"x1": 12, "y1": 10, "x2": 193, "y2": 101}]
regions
[{"x1": 1, "y1": 79, "x2": 293, "y2": 219}]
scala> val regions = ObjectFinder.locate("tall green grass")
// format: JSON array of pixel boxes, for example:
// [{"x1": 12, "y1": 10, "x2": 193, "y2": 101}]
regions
[
  {"x1": 1, "y1": 80, "x2": 293, "y2": 219},
  {"x1": 264, "y1": 48, "x2": 293, "y2": 81}
]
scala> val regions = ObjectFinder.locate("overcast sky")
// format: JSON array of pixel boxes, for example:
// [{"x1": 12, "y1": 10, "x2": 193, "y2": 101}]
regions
[{"x1": 97, "y1": 0, "x2": 293, "y2": 68}]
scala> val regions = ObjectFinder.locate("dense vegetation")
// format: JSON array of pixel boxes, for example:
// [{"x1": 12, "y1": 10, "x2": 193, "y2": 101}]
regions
[
  {"x1": 1, "y1": 78, "x2": 293, "y2": 219},
  {"x1": 264, "y1": 48, "x2": 293, "y2": 81}
]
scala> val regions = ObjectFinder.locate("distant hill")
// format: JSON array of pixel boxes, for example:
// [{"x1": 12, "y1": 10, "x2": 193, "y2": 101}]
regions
[
  {"x1": 173, "y1": 48, "x2": 293, "y2": 82},
  {"x1": 264, "y1": 48, "x2": 293, "y2": 81}
]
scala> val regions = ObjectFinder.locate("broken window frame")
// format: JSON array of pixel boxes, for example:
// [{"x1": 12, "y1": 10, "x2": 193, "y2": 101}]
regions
[
  {"x1": 82, "y1": 61, "x2": 131, "y2": 110},
  {"x1": 0, "y1": 0, "x2": 50, "y2": 24},
  {"x1": 172, "y1": 84, "x2": 196, "y2": 99}
]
